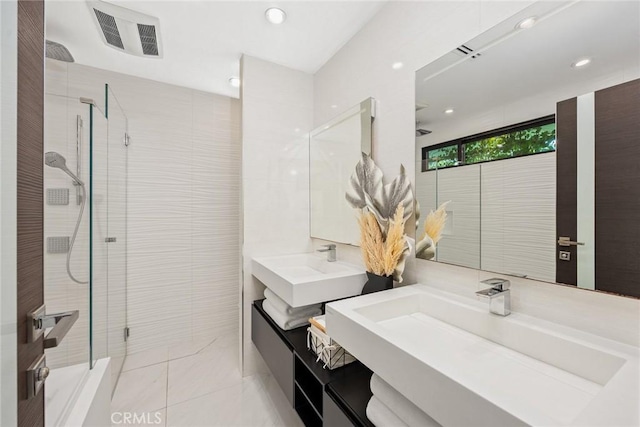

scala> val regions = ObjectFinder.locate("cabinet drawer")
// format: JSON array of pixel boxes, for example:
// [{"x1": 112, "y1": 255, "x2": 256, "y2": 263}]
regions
[{"x1": 252, "y1": 303, "x2": 294, "y2": 405}]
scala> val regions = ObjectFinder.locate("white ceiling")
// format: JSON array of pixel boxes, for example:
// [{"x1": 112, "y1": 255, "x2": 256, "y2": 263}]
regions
[
  {"x1": 415, "y1": 1, "x2": 640, "y2": 138},
  {"x1": 45, "y1": 0, "x2": 386, "y2": 98}
]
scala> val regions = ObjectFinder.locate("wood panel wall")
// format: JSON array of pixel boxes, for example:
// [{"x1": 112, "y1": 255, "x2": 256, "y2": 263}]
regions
[
  {"x1": 16, "y1": 0, "x2": 45, "y2": 425},
  {"x1": 555, "y1": 98, "x2": 578, "y2": 286},
  {"x1": 595, "y1": 79, "x2": 640, "y2": 297}
]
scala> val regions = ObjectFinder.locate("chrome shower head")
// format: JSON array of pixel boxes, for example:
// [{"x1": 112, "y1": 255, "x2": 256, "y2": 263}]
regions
[
  {"x1": 45, "y1": 152, "x2": 84, "y2": 186},
  {"x1": 46, "y1": 40, "x2": 74, "y2": 63},
  {"x1": 45, "y1": 151, "x2": 68, "y2": 169}
]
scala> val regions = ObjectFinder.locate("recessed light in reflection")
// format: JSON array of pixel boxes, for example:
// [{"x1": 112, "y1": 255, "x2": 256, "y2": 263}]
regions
[
  {"x1": 290, "y1": 169, "x2": 298, "y2": 176},
  {"x1": 331, "y1": 105, "x2": 338, "y2": 109},
  {"x1": 444, "y1": 108, "x2": 454, "y2": 114},
  {"x1": 516, "y1": 16, "x2": 537, "y2": 30},
  {"x1": 265, "y1": 7, "x2": 286, "y2": 25},
  {"x1": 392, "y1": 62, "x2": 404, "y2": 70},
  {"x1": 572, "y1": 58, "x2": 591, "y2": 68}
]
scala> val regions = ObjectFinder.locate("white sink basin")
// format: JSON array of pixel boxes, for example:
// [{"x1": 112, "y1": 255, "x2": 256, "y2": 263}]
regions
[
  {"x1": 326, "y1": 285, "x2": 639, "y2": 426},
  {"x1": 252, "y1": 253, "x2": 366, "y2": 307}
]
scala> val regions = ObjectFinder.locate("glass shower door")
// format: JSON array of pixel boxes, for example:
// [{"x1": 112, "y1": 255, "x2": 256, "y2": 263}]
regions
[
  {"x1": 43, "y1": 94, "x2": 97, "y2": 426},
  {"x1": 104, "y1": 85, "x2": 128, "y2": 385},
  {"x1": 90, "y1": 85, "x2": 128, "y2": 392}
]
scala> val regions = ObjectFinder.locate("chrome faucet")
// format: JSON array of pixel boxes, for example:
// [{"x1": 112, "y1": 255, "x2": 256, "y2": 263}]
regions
[
  {"x1": 317, "y1": 244, "x2": 337, "y2": 262},
  {"x1": 476, "y1": 278, "x2": 511, "y2": 316}
]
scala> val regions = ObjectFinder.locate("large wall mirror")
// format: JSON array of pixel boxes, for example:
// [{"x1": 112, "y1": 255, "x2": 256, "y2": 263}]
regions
[
  {"x1": 310, "y1": 98, "x2": 375, "y2": 245},
  {"x1": 414, "y1": 1, "x2": 639, "y2": 298}
]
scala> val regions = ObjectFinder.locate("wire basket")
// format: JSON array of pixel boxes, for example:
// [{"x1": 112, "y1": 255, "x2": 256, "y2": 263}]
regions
[{"x1": 306, "y1": 325, "x2": 356, "y2": 370}]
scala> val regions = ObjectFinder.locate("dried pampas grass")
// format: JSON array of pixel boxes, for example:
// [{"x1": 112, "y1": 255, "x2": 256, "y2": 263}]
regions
[
  {"x1": 358, "y1": 204, "x2": 408, "y2": 277},
  {"x1": 358, "y1": 211, "x2": 385, "y2": 275},
  {"x1": 423, "y1": 201, "x2": 449, "y2": 244},
  {"x1": 383, "y1": 205, "x2": 406, "y2": 276}
]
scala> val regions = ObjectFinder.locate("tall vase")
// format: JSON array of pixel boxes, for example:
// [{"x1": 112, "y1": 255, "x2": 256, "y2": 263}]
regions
[{"x1": 361, "y1": 272, "x2": 394, "y2": 295}]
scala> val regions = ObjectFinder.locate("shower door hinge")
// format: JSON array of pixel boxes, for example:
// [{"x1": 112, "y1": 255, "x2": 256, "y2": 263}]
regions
[
  {"x1": 105, "y1": 237, "x2": 117, "y2": 243},
  {"x1": 124, "y1": 133, "x2": 130, "y2": 147},
  {"x1": 124, "y1": 327, "x2": 130, "y2": 341}
]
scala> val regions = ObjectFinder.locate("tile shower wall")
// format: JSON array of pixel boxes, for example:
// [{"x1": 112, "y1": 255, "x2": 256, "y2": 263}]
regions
[
  {"x1": 240, "y1": 56, "x2": 313, "y2": 375},
  {"x1": 43, "y1": 90, "x2": 91, "y2": 370},
  {"x1": 312, "y1": 1, "x2": 640, "y2": 346},
  {"x1": 45, "y1": 60, "x2": 240, "y2": 360}
]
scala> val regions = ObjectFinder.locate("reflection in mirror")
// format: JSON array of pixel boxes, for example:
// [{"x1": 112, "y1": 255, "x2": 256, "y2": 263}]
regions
[
  {"x1": 310, "y1": 98, "x2": 375, "y2": 245},
  {"x1": 414, "y1": 1, "x2": 639, "y2": 298}
]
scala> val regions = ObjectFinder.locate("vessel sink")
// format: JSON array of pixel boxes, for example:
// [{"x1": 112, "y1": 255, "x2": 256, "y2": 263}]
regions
[
  {"x1": 326, "y1": 285, "x2": 639, "y2": 426},
  {"x1": 252, "y1": 253, "x2": 366, "y2": 307}
]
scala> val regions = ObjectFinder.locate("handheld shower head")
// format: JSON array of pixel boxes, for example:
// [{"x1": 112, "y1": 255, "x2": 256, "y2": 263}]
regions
[
  {"x1": 45, "y1": 152, "x2": 84, "y2": 186},
  {"x1": 45, "y1": 151, "x2": 68, "y2": 169}
]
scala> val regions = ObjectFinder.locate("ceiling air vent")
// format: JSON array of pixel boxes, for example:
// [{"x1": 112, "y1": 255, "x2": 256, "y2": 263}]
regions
[
  {"x1": 453, "y1": 44, "x2": 481, "y2": 59},
  {"x1": 89, "y1": 0, "x2": 162, "y2": 58},
  {"x1": 93, "y1": 9, "x2": 124, "y2": 49},
  {"x1": 137, "y1": 24, "x2": 159, "y2": 56}
]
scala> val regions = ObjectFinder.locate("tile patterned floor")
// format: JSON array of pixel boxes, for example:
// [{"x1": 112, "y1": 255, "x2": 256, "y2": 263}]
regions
[{"x1": 111, "y1": 333, "x2": 303, "y2": 427}]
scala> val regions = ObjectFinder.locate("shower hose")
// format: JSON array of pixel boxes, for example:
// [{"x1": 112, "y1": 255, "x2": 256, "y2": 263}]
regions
[{"x1": 67, "y1": 183, "x2": 88, "y2": 285}]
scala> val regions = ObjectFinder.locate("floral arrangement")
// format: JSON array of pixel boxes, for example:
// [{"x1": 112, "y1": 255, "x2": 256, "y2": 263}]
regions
[{"x1": 345, "y1": 153, "x2": 414, "y2": 282}]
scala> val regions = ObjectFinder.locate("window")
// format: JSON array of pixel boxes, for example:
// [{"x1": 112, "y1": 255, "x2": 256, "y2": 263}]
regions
[{"x1": 421, "y1": 115, "x2": 556, "y2": 171}]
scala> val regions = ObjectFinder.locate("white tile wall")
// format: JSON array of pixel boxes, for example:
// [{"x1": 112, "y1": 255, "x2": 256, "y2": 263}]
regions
[
  {"x1": 434, "y1": 165, "x2": 481, "y2": 269},
  {"x1": 481, "y1": 153, "x2": 556, "y2": 282},
  {"x1": 240, "y1": 55, "x2": 314, "y2": 375},
  {"x1": 312, "y1": 0, "x2": 640, "y2": 347},
  {"x1": 44, "y1": 63, "x2": 92, "y2": 371},
  {"x1": 45, "y1": 61, "x2": 241, "y2": 367}
]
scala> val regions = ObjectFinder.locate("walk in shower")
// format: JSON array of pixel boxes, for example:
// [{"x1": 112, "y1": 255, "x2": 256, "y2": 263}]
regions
[{"x1": 43, "y1": 72, "x2": 129, "y2": 426}]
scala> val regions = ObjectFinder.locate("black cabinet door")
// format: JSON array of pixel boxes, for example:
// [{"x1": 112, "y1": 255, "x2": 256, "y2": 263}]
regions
[
  {"x1": 323, "y1": 392, "x2": 355, "y2": 427},
  {"x1": 251, "y1": 304, "x2": 294, "y2": 404}
]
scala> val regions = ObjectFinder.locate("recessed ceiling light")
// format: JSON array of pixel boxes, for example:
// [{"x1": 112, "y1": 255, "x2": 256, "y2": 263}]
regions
[
  {"x1": 392, "y1": 62, "x2": 404, "y2": 70},
  {"x1": 265, "y1": 7, "x2": 286, "y2": 25},
  {"x1": 444, "y1": 108, "x2": 454, "y2": 114},
  {"x1": 228, "y1": 77, "x2": 240, "y2": 88},
  {"x1": 572, "y1": 58, "x2": 591, "y2": 68},
  {"x1": 331, "y1": 105, "x2": 338, "y2": 109},
  {"x1": 516, "y1": 16, "x2": 537, "y2": 30}
]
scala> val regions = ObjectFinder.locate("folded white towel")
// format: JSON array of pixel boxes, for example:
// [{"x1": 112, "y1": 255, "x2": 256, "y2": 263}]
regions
[
  {"x1": 262, "y1": 299, "x2": 321, "y2": 331},
  {"x1": 366, "y1": 395, "x2": 408, "y2": 427},
  {"x1": 371, "y1": 374, "x2": 440, "y2": 427},
  {"x1": 264, "y1": 288, "x2": 321, "y2": 315}
]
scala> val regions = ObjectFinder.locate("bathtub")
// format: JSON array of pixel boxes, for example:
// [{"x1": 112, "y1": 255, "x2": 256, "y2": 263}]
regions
[{"x1": 46, "y1": 358, "x2": 111, "y2": 427}]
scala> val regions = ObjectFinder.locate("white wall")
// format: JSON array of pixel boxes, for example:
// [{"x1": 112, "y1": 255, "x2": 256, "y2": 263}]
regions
[
  {"x1": 240, "y1": 55, "x2": 313, "y2": 375},
  {"x1": 433, "y1": 165, "x2": 481, "y2": 269},
  {"x1": 42, "y1": 89, "x2": 92, "y2": 372},
  {"x1": 0, "y1": 1, "x2": 18, "y2": 425},
  {"x1": 313, "y1": 0, "x2": 640, "y2": 347},
  {"x1": 481, "y1": 152, "x2": 556, "y2": 282},
  {"x1": 45, "y1": 60, "x2": 241, "y2": 362}
]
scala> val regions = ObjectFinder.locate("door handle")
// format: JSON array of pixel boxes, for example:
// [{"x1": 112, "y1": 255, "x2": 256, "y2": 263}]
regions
[
  {"x1": 558, "y1": 236, "x2": 585, "y2": 247},
  {"x1": 27, "y1": 304, "x2": 79, "y2": 348}
]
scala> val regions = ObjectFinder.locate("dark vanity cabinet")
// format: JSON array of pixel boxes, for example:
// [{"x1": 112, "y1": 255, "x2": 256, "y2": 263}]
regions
[
  {"x1": 251, "y1": 301, "x2": 295, "y2": 404},
  {"x1": 252, "y1": 301, "x2": 374, "y2": 427}
]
